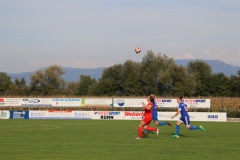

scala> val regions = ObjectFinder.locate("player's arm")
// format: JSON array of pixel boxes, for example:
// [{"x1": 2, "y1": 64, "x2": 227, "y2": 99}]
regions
[
  {"x1": 171, "y1": 107, "x2": 181, "y2": 119},
  {"x1": 142, "y1": 102, "x2": 152, "y2": 110},
  {"x1": 171, "y1": 110, "x2": 180, "y2": 119},
  {"x1": 185, "y1": 104, "x2": 189, "y2": 111}
]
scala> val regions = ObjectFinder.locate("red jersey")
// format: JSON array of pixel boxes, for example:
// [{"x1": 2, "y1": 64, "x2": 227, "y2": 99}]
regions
[{"x1": 144, "y1": 102, "x2": 153, "y2": 117}]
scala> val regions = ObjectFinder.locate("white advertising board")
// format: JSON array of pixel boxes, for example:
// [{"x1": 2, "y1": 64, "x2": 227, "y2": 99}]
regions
[
  {"x1": 183, "y1": 99, "x2": 211, "y2": 108},
  {"x1": 0, "y1": 98, "x2": 22, "y2": 106},
  {"x1": 113, "y1": 98, "x2": 148, "y2": 107},
  {"x1": 158, "y1": 112, "x2": 226, "y2": 122},
  {"x1": 84, "y1": 98, "x2": 112, "y2": 107},
  {"x1": 91, "y1": 111, "x2": 226, "y2": 121},
  {"x1": 155, "y1": 98, "x2": 178, "y2": 108},
  {"x1": 92, "y1": 111, "x2": 123, "y2": 120},
  {"x1": 0, "y1": 110, "x2": 10, "y2": 119},
  {"x1": 16, "y1": 110, "x2": 227, "y2": 121},
  {"x1": 155, "y1": 98, "x2": 211, "y2": 108},
  {"x1": 21, "y1": 98, "x2": 52, "y2": 107},
  {"x1": 29, "y1": 110, "x2": 91, "y2": 119},
  {"x1": 51, "y1": 98, "x2": 81, "y2": 107}
]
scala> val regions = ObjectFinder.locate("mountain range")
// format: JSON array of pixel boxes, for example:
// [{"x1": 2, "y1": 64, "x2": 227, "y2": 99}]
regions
[{"x1": 6, "y1": 59, "x2": 240, "y2": 84}]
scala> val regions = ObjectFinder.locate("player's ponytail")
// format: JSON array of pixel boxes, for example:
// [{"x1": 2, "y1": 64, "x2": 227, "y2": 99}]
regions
[
  {"x1": 150, "y1": 96, "x2": 154, "y2": 102},
  {"x1": 178, "y1": 96, "x2": 183, "y2": 101}
]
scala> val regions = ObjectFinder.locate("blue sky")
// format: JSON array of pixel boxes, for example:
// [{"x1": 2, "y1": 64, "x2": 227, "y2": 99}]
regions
[{"x1": 0, "y1": 0, "x2": 240, "y2": 73}]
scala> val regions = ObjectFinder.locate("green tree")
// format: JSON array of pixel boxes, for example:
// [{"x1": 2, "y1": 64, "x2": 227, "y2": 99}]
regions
[
  {"x1": 29, "y1": 65, "x2": 66, "y2": 96},
  {"x1": 8, "y1": 77, "x2": 29, "y2": 95},
  {"x1": 158, "y1": 63, "x2": 196, "y2": 97},
  {"x1": 89, "y1": 64, "x2": 124, "y2": 96},
  {"x1": 0, "y1": 72, "x2": 12, "y2": 95},
  {"x1": 122, "y1": 60, "x2": 143, "y2": 96},
  {"x1": 187, "y1": 60, "x2": 212, "y2": 96},
  {"x1": 61, "y1": 81, "x2": 80, "y2": 96},
  {"x1": 140, "y1": 51, "x2": 161, "y2": 95},
  {"x1": 89, "y1": 79, "x2": 113, "y2": 96},
  {"x1": 209, "y1": 72, "x2": 230, "y2": 96},
  {"x1": 76, "y1": 75, "x2": 96, "y2": 96},
  {"x1": 229, "y1": 70, "x2": 240, "y2": 97}
]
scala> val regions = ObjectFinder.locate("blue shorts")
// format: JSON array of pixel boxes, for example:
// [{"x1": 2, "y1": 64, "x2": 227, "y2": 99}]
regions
[
  {"x1": 179, "y1": 115, "x2": 190, "y2": 126},
  {"x1": 152, "y1": 113, "x2": 158, "y2": 122}
]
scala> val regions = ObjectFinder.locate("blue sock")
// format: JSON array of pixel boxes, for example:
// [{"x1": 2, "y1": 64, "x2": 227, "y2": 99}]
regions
[
  {"x1": 158, "y1": 121, "x2": 168, "y2": 126},
  {"x1": 176, "y1": 125, "x2": 180, "y2": 135},
  {"x1": 189, "y1": 126, "x2": 200, "y2": 130},
  {"x1": 144, "y1": 130, "x2": 148, "y2": 133}
]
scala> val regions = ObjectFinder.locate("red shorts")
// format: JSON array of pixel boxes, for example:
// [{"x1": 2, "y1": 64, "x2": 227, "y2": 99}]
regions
[{"x1": 143, "y1": 116, "x2": 152, "y2": 125}]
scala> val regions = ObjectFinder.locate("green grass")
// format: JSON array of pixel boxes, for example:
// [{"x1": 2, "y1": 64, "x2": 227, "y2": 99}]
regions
[{"x1": 0, "y1": 120, "x2": 239, "y2": 160}]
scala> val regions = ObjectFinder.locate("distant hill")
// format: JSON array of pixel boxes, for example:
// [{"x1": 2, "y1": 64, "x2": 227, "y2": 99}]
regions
[
  {"x1": 174, "y1": 59, "x2": 240, "y2": 77},
  {"x1": 6, "y1": 60, "x2": 240, "y2": 84}
]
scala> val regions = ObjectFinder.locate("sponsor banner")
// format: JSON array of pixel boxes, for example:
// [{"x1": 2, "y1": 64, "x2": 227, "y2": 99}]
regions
[
  {"x1": 21, "y1": 98, "x2": 52, "y2": 107},
  {"x1": 73, "y1": 111, "x2": 91, "y2": 119},
  {"x1": 0, "y1": 98, "x2": 5, "y2": 106},
  {"x1": 10, "y1": 111, "x2": 29, "y2": 119},
  {"x1": 92, "y1": 111, "x2": 122, "y2": 120},
  {"x1": 83, "y1": 98, "x2": 112, "y2": 107},
  {"x1": 122, "y1": 111, "x2": 144, "y2": 120},
  {"x1": 183, "y1": 99, "x2": 210, "y2": 108},
  {"x1": 0, "y1": 110, "x2": 10, "y2": 119},
  {"x1": 0, "y1": 98, "x2": 53, "y2": 107},
  {"x1": 158, "y1": 112, "x2": 226, "y2": 122},
  {"x1": 29, "y1": 111, "x2": 48, "y2": 119},
  {"x1": 52, "y1": 98, "x2": 81, "y2": 107},
  {"x1": 113, "y1": 98, "x2": 148, "y2": 107},
  {"x1": 29, "y1": 110, "x2": 91, "y2": 119},
  {"x1": 0, "y1": 98, "x2": 22, "y2": 106},
  {"x1": 155, "y1": 99, "x2": 210, "y2": 108},
  {"x1": 156, "y1": 99, "x2": 178, "y2": 108}
]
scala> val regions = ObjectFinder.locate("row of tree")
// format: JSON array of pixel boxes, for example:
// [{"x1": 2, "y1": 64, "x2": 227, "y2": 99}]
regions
[{"x1": 1, "y1": 51, "x2": 240, "y2": 97}]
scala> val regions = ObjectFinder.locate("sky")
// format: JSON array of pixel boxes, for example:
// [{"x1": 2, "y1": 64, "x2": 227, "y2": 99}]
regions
[{"x1": 0, "y1": 0, "x2": 240, "y2": 73}]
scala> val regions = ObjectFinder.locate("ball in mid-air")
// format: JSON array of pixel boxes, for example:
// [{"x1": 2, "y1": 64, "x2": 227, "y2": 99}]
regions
[{"x1": 135, "y1": 47, "x2": 141, "y2": 54}]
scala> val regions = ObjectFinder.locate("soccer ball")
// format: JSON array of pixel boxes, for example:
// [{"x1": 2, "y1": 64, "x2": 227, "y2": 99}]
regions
[{"x1": 135, "y1": 47, "x2": 141, "y2": 54}]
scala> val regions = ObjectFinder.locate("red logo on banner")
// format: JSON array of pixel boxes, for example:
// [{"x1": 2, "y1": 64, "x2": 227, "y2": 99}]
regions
[{"x1": 124, "y1": 111, "x2": 144, "y2": 116}]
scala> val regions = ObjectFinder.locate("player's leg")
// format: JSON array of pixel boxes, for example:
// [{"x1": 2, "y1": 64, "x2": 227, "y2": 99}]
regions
[
  {"x1": 155, "y1": 121, "x2": 172, "y2": 127},
  {"x1": 143, "y1": 118, "x2": 159, "y2": 135},
  {"x1": 136, "y1": 120, "x2": 146, "y2": 139},
  {"x1": 172, "y1": 117, "x2": 183, "y2": 138},
  {"x1": 186, "y1": 116, "x2": 205, "y2": 131},
  {"x1": 143, "y1": 124, "x2": 149, "y2": 135},
  {"x1": 143, "y1": 114, "x2": 158, "y2": 134}
]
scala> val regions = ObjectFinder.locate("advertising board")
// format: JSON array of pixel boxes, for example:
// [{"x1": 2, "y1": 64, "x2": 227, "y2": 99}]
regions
[
  {"x1": 0, "y1": 110, "x2": 10, "y2": 119},
  {"x1": 29, "y1": 111, "x2": 91, "y2": 119},
  {"x1": 113, "y1": 98, "x2": 148, "y2": 107},
  {"x1": 52, "y1": 98, "x2": 81, "y2": 107},
  {"x1": 10, "y1": 111, "x2": 29, "y2": 119},
  {"x1": 83, "y1": 98, "x2": 112, "y2": 107},
  {"x1": 158, "y1": 112, "x2": 226, "y2": 122}
]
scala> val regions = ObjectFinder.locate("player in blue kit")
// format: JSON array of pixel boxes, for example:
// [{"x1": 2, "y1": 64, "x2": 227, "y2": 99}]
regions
[
  {"x1": 171, "y1": 96, "x2": 205, "y2": 138},
  {"x1": 143, "y1": 94, "x2": 172, "y2": 134}
]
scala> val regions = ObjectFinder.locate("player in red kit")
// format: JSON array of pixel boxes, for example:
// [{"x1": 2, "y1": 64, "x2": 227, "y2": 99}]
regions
[{"x1": 136, "y1": 96, "x2": 159, "y2": 139}]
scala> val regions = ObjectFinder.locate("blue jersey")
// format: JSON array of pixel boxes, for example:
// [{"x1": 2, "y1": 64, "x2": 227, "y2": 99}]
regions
[
  {"x1": 178, "y1": 101, "x2": 188, "y2": 117},
  {"x1": 152, "y1": 101, "x2": 158, "y2": 115}
]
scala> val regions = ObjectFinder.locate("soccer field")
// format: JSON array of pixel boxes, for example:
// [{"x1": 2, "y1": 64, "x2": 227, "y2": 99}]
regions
[{"x1": 1, "y1": 120, "x2": 239, "y2": 160}]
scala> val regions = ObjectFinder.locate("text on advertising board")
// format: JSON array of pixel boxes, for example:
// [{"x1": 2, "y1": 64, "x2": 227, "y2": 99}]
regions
[
  {"x1": 94, "y1": 111, "x2": 120, "y2": 116},
  {"x1": 124, "y1": 111, "x2": 144, "y2": 116},
  {"x1": 0, "y1": 98, "x2": 5, "y2": 105}
]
